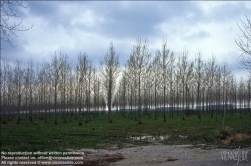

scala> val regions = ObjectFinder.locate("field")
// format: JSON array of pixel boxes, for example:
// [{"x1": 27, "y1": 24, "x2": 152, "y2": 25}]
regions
[{"x1": 1, "y1": 111, "x2": 251, "y2": 152}]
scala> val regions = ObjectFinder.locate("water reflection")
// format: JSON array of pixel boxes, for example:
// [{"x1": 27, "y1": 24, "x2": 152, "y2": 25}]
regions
[
  {"x1": 129, "y1": 135, "x2": 188, "y2": 141},
  {"x1": 129, "y1": 135, "x2": 170, "y2": 141},
  {"x1": 178, "y1": 135, "x2": 187, "y2": 139}
]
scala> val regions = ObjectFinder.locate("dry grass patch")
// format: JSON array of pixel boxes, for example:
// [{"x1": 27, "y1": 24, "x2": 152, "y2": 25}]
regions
[
  {"x1": 75, "y1": 154, "x2": 125, "y2": 166},
  {"x1": 166, "y1": 156, "x2": 179, "y2": 161},
  {"x1": 222, "y1": 133, "x2": 251, "y2": 144}
]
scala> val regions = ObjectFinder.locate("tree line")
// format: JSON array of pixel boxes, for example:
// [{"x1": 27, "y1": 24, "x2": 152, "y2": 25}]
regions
[{"x1": 0, "y1": 39, "x2": 251, "y2": 127}]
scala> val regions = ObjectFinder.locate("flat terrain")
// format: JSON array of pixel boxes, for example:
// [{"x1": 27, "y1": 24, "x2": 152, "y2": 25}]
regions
[
  {"x1": 77, "y1": 144, "x2": 251, "y2": 166},
  {"x1": 1, "y1": 111, "x2": 251, "y2": 165}
]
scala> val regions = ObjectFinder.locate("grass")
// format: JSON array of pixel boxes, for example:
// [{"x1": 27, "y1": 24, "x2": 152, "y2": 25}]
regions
[{"x1": 1, "y1": 111, "x2": 251, "y2": 152}]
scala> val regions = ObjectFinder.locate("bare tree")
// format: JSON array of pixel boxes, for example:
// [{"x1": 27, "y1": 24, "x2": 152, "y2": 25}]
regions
[
  {"x1": 0, "y1": 56, "x2": 2, "y2": 122},
  {"x1": 150, "y1": 55, "x2": 161, "y2": 119},
  {"x1": 124, "y1": 66, "x2": 137, "y2": 119},
  {"x1": 0, "y1": 59, "x2": 10, "y2": 123},
  {"x1": 194, "y1": 52, "x2": 204, "y2": 120},
  {"x1": 143, "y1": 62, "x2": 155, "y2": 118},
  {"x1": 100, "y1": 42, "x2": 120, "y2": 123},
  {"x1": 85, "y1": 62, "x2": 93, "y2": 123},
  {"x1": 230, "y1": 77, "x2": 238, "y2": 115},
  {"x1": 205, "y1": 56, "x2": 218, "y2": 118},
  {"x1": 118, "y1": 71, "x2": 128, "y2": 117},
  {"x1": 176, "y1": 50, "x2": 193, "y2": 120},
  {"x1": 93, "y1": 69, "x2": 101, "y2": 118},
  {"x1": 235, "y1": 15, "x2": 251, "y2": 72},
  {"x1": 76, "y1": 53, "x2": 88, "y2": 123},
  {"x1": 67, "y1": 64, "x2": 75, "y2": 121},
  {"x1": 48, "y1": 53, "x2": 63, "y2": 125},
  {"x1": 2, "y1": 37, "x2": 250, "y2": 127},
  {"x1": 0, "y1": 0, "x2": 33, "y2": 47},
  {"x1": 24, "y1": 60, "x2": 35, "y2": 122},
  {"x1": 220, "y1": 63, "x2": 232, "y2": 131},
  {"x1": 238, "y1": 78, "x2": 245, "y2": 119},
  {"x1": 13, "y1": 60, "x2": 24, "y2": 124},
  {"x1": 156, "y1": 39, "x2": 173, "y2": 122},
  {"x1": 127, "y1": 38, "x2": 151, "y2": 124},
  {"x1": 5, "y1": 61, "x2": 14, "y2": 121},
  {"x1": 59, "y1": 54, "x2": 70, "y2": 123},
  {"x1": 168, "y1": 51, "x2": 175, "y2": 118},
  {"x1": 247, "y1": 75, "x2": 251, "y2": 117}
]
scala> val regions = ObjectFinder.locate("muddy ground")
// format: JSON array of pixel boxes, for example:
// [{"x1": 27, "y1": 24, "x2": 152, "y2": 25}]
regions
[
  {"x1": 73, "y1": 144, "x2": 251, "y2": 166},
  {"x1": 1, "y1": 144, "x2": 250, "y2": 166}
]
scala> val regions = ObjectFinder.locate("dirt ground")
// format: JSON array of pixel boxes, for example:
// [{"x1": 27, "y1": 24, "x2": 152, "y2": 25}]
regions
[
  {"x1": 1, "y1": 144, "x2": 250, "y2": 166},
  {"x1": 77, "y1": 144, "x2": 251, "y2": 166}
]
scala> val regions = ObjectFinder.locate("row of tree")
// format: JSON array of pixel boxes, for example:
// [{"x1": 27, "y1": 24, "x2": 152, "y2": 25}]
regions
[{"x1": 1, "y1": 39, "x2": 251, "y2": 126}]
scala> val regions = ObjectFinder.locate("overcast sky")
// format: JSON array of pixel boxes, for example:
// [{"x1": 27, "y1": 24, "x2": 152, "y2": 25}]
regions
[{"x1": 1, "y1": 1, "x2": 251, "y2": 80}]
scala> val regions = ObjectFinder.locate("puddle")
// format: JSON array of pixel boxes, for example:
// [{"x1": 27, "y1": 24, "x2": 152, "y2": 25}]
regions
[
  {"x1": 178, "y1": 135, "x2": 187, "y2": 139},
  {"x1": 129, "y1": 135, "x2": 170, "y2": 141},
  {"x1": 129, "y1": 135, "x2": 188, "y2": 141}
]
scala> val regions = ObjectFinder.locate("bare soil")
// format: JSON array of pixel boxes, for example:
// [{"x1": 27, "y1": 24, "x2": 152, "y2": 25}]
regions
[
  {"x1": 2, "y1": 144, "x2": 250, "y2": 166},
  {"x1": 76, "y1": 144, "x2": 251, "y2": 166}
]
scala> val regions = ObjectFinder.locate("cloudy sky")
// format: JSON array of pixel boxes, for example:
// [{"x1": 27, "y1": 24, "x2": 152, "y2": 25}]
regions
[{"x1": 1, "y1": 1, "x2": 251, "y2": 80}]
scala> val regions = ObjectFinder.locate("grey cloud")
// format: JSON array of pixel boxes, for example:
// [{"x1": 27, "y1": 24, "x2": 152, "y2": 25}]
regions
[
  {"x1": 26, "y1": 1, "x2": 59, "y2": 18},
  {"x1": 197, "y1": 2, "x2": 251, "y2": 23},
  {"x1": 66, "y1": 1, "x2": 204, "y2": 39},
  {"x1": 22, "y1": 1, "x2": 206, "y2": 40},
  {"x1": 1, "y1": 34, "x2": 28, "y2": 61},
  {"x1": 185, "y1": 31, "x2": 211, "y2": 41},
  {"x1": 26, "y1": 1, "x2": 78, "y2": 31},
  {"x1": 2, "y1": 0, "x2": 249, "y2": 73},
  {"x1": 99, "y1": 1, "x2": 203, "y2": 39}
]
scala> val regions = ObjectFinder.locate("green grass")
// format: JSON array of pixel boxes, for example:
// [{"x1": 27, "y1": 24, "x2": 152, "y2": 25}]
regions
[{"x1": 1, "y1": 111, "x2": 251, "y2": 152}]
